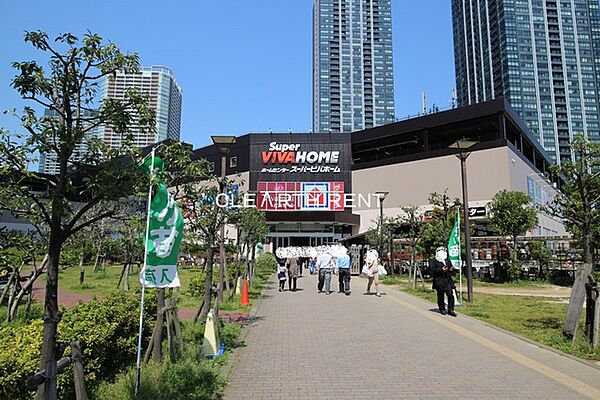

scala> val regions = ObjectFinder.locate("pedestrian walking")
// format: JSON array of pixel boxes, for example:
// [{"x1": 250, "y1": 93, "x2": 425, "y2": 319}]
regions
[
  {"x1": 316, "y1": 252, "x2": 334, "y2": 294},
  {"x1": 277, "y1": 263, "x2": 287, "y2": 292},
  {"x1": 309, "y1": 255, "x2": 317, "y2": 275},
  {"x1": 298, "y1": 257, "x2": 304, "y2": 277},
  {"x1": 337, "y1": 248, "x2": 351, "y2": 295},
  {"x1": 363, "y1": 249, "x2": 381, "y2": 297},
  {"x1": 286, "y1": 257, "x2": 300, "y2": 291},
  {"x1": 430, "y1": 247, "x2": 457, "y2": 317}
]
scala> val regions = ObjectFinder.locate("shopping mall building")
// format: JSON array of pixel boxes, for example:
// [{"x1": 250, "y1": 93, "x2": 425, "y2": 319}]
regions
[{"x1": 193, "y1": 97, "x2": 566, "y2": 252}]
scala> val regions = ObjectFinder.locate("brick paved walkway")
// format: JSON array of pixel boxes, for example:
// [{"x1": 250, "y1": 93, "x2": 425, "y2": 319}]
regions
[{"x1": 224, "y1": 274, "x2": 600, "y2": 399}]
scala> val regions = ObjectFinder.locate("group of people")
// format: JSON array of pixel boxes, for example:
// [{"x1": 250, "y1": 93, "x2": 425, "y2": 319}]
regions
[
  {"x1": 277, "y1": 247, "x2": 376, "y2": 297},
  {"x1": 277, "y1": 245, "x2": 459, "y2": 317}
]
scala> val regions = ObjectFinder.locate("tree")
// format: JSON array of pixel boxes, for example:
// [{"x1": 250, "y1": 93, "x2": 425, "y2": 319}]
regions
[
  {"x1": 138, "y1": 142, "x2": 211, "y2": 362},
  {"x1": 419, "y1": 191, "x2": 460, "y2": 258},
  {"x1": 0, "y1": 31, "x2": 153, "y2": 399},
  {"x1": 115, "y1": 214, "x2": 144, "y2": 291},
  {"x1": 397, "y1": 206, "x2": 425, "y2": 287},
  {"x1": 528, "y1": 240, "x2": 552, "y2": 279},
  {"x1": 159, "y1": 142, "x2": 224, "y2": 324},
  {"x1": 488, "y1": 190, "x2": 538, "y2": 280},
  {"x1": 230, "y1": 207, "x2": 267, "y2": 295},
  {"x1": 547, "y1": 137, "x2": 600, "y2": 338}
]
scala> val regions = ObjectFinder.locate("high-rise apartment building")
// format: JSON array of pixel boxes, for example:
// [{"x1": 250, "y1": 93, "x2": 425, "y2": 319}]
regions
[
  {"x1": 99, "y1": 65, "x2": 182, "y2": 149},
  {"x1": 38, "y1": 109, "x2": 100, "y2": 175},
  {"x1": 313, "y1": 0, "x2": 396, "y2": 133},
  {"x1": 452, "y1": 0, "x2": 600, "y2": 164}
]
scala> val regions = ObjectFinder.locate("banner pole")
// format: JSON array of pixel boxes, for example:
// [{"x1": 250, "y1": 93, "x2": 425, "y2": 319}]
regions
[
  {"x1": 460, "y1": 261, "x2": 463, "y2": 304},
  {"x1": 459, "y1": 211, "x2": 463, "y2": 304},
  {"x1": 135, "y1": 147, "x2": 156, "y2": 396}
]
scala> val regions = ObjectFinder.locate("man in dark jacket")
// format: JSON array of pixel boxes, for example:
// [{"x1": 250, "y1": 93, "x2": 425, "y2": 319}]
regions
[{"x1": 430, "y1": 246, "x2": 457, "y2": 317}]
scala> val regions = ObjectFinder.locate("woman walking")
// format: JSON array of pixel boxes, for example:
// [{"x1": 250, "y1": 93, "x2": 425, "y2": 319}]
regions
[
  {"x1": 286, "y1": 257, "x2": 300, "y2": 291},
  {"x1": 363, "y1": 250, "x2": 381, "y2": 297}
]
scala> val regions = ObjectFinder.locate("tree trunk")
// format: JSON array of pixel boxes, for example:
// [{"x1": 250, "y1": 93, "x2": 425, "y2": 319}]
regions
[
  {"x1": 228, "y1": 230, "x2": 242, "y2": 301},
  {"x1": 5, "y1": 264, "x2": 22, "y2": 322},
  {"x1": 512, "y1": 235, "x2": 519, "y2": 281},
  {"x1": 152, "y1": 288, "x2": 165, "y2": 363},
  {"x1": 79, "y1": 258, "x2": 85, "y2": 285},
  {"x1": 124, "y1": 262, "x2": 130, "y2": 292},
  {"x1": 92, "y1": 248, "x2": 100, "y2": 273},
  {"x1": 116, "y1": 262, "x2": 127, "y2": 289},
  {"x1": 8, "y1": 259, "x2": 47, "y2": 322},
  {"x1": 250, "y1": 245, "x2": 256, "y2": 289},
  {"x1": 197, "y1": 242, "x2": 214, "y2": 324},
  {"x1": 218, "y1": 226, "x2": 226, "y2": 304},
  {"x1": 563, "y1": 167, "x2": 594, "y2": 339},
  {"x1": 37, "y1": 231, "x2": 63, "y2": 400},
  {"x1": 0, "y1": 268, "x2": 16, "y2": 305},
  {"x1": 244, "y1": 242, "x2": 250, "y2": 279}
]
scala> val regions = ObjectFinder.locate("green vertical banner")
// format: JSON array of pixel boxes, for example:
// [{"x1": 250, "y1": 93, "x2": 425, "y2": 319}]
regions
[
  {"x1": 448, "y1": 211, "x2": 461, "y2": 270},
  {"x1": 140, "y1": 156, "x2": 184, "y2": 288}
]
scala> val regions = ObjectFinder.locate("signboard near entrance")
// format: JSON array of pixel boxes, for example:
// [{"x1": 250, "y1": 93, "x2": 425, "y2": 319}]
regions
[{"x1": 257, "y1": 181, "x2": 344, "y2": 211}]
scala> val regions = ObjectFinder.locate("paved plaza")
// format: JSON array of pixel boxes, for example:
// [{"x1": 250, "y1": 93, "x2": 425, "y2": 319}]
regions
[{"x1": 224, "y1": 274, "x2": 600, "y2": 400}]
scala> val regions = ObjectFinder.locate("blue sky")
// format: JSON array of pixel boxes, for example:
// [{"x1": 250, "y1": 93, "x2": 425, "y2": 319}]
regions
[{"x1": 0, "y1": 0, "x2": 455, "y2": 149}]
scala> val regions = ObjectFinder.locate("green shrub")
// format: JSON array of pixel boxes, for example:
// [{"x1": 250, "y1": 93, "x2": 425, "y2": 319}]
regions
[
  {"x1": 255, "y1": 253, "x2": 277, "y2": 273},
  {"x1": 96, "y1": 359, "x2": 225, "y2": 400},
  {"x1": 57, "y1": 291, "x2": 157, "y2": 397},
  {"x1": 0, "y1": 319, "x2": 44, "y2": 399},
  {"x1": 0, "y1": 291, "x2": 157, "y2": 399},
  {"x1": 188, "y1": 271, "x2": 207, "y2": 299}
]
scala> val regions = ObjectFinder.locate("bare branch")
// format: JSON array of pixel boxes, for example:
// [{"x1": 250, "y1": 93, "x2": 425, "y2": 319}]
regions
[{"x1": 68, "y1": 211, "x2": 115, "y2": 237}]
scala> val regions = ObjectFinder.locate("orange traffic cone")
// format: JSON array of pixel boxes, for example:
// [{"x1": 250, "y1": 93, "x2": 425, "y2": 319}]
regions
[{"x1": 241, "y1": 279, "x2": 250, "y2": 306}]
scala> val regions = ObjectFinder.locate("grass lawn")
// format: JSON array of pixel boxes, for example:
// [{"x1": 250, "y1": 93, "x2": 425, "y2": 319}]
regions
[
  {"x1": 42, "y1": 263, "x2": 274, "y2": 313},
  {"x1": 382, "y1": 274, "x2": 599, "y2": 361},
  {"x1": 40, "y1": 264, "x2": 200, "y2": 309}
]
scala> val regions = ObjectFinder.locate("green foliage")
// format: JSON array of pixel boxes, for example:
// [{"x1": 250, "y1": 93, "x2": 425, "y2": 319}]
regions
[
  {"x1": 219, "y1": 321, "x2": 241, "y2": 350},
  {"x1": 419, "y1": 191, "x2": 461, "y2": 257},
  {"x1": 528, "y1": 240, "x2": 552, "y2": 266},
  {"x1": 234, "y1": 207, "x2": 268, "y2": 248},
  {"x1": 0, "y1": 292, "x2": 157, "y2": 399},
  {"x1": 0, "y1": 319, "x2": 44, "y2": 399},
  {"x1": 548, "y1": 137, "x2": 600, "y2": 262},
  {"x1": 116, "y1": 214, "x2": 145, "y2": 263},
  {"x1": 255, "y1": 253, "x2": 277, "y2": 273},
  {"x1": 96, "y1": 359, "x2": 225, "y2": 400},
  {"x1": 505, "y1": 257, "x2": 523, "y2": 280},
  {"x1": 188, "y1": 271, "x2": 207, "y2": 299},
  {"x1": 365, "y1": 216, "x2": 399, "y2": 251},
  {"x1": 489, "y1": 190, "x2": 538, "y2": 280},
  {"x1": 0, "y1": 31, "x2": 155, "y2": 245},
  {"x1": 489, "y1": 190, "x2": 538, "y2": 241}
]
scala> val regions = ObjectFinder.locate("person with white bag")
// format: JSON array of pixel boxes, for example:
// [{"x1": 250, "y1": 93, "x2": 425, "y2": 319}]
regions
[{"x1": 363, "y1": 249, "x2": 383, "y2": 297}]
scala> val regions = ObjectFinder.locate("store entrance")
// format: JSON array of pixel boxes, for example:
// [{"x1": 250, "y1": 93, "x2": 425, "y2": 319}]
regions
[{"x1": 272, "y1": 235, "x2": 338, "y2": 249}]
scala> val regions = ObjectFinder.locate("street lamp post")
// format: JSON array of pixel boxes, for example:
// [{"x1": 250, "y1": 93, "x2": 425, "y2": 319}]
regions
[
  {"x1": 449, "y1": 138, "x2": 478, "y2": 303},
  {"x1": 374, "y1": 191, "x2": 389, "y2": 257},
  {"x1": 211, "y1": 135, "x2": 237, "y2": 307}
]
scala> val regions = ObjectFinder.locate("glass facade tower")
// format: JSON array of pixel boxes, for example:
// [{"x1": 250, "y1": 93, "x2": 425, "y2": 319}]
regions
[
  {"x1": 313, "y1": 0, "x2": 396, "y2": 133},
  {"x1": 452, "y1": 0, "x2": 600, "y2": 163},
  {"x1": 99, "y1": 65, "x2": 182, "y2": 149}
]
